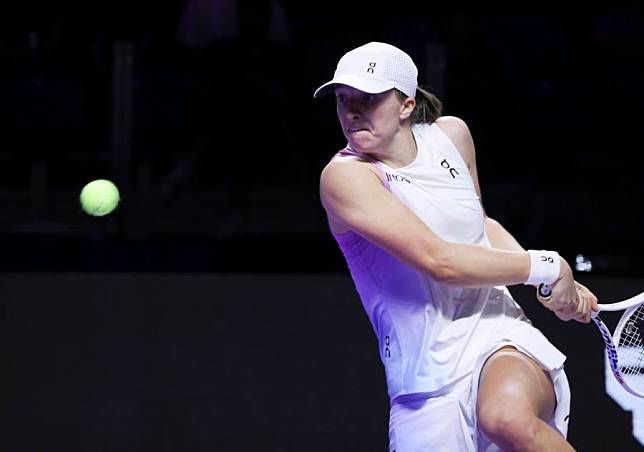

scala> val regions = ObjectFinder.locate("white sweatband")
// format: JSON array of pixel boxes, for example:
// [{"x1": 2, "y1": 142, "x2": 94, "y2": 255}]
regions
[{"x1": 525, "y1": 250, "x2": 560, "y2": 286}]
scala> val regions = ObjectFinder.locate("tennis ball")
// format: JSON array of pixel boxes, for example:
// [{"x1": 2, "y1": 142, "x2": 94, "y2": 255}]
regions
[{"x1": 80, "y1": 179, "x2": 120, "y2": 216}]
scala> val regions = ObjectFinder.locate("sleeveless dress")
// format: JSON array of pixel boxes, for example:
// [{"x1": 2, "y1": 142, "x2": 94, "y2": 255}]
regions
[{"x1": 331, "y1": 122, "x2": 566, "y2": 400}]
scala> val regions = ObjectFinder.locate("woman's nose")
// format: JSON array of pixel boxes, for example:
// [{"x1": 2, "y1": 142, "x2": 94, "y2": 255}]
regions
[{"x1": 345, "y1": 103, "x2": 362, "y2": 119}]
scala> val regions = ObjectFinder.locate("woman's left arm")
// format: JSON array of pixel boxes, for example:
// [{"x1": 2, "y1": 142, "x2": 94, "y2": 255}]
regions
[
  {"x1": 436, "y1": 115, "x2": 597, "y2": 319},
  {"x1": 484, "y1": 217, "x2": 525, "y2": 252},
  {"x1": 435, "y1": 115, "x2": 524, "y2": 252}
]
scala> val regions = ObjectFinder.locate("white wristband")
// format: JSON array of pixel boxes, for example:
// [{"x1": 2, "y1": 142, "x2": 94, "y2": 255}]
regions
[{"x1": 525, "y1": 250, "x2": 560, "y2": 286}]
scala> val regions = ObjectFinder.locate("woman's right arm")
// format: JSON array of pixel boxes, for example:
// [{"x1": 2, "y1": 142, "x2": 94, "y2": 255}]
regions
[{"x1": 319, "y1": 159, "x2": 585, "y2": 318}]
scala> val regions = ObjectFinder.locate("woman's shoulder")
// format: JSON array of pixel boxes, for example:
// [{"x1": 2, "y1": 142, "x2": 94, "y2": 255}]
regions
[
  {"x1": 320, "y1": 151, "x2": 385, "y2": 202},
  {"x1": 321, "y1": 152, "x2": 378, "y2": 183},
  {"x1": 432, "y1": 116, "x2": 476, "y2": 166},
  {"x1": 433, "y1": 115, "x2": 472, "y2": 139},
  {"x1": 319, "y1": 152, "x2": 385, "y2": 235}
]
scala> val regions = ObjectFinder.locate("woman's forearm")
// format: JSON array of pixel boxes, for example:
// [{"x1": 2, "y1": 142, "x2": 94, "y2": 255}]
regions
[{"x1": 485, "y1": 217, "x2": 525, "y2": 252}]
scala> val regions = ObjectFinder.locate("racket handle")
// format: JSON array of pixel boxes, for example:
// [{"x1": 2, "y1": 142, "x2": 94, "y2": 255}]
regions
[
  {"x1": 538, "y1": 283, "x2": 552, "y2": 300},
  {"x1": 540, "y1": 283, "x2": 603, "y2": 319}
]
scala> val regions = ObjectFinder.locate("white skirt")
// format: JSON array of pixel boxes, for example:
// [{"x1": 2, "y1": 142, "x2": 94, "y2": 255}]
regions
[{"x1": 388, "y1": 325, "x2": 571, "y2": 452}]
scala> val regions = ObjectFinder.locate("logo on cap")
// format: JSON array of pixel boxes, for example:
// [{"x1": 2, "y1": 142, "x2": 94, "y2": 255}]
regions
[{"x1": 313, "y1": 42, "x2": 418, "y2": 98}]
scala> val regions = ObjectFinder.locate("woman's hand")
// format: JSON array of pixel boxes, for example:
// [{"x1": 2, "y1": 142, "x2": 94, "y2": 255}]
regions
[
  {"x1": 537, "y1": 259, "x2": 596, "y2": 323},
  {"x1": 568, "y1": 281, "x2": 599, "y2": 323}
]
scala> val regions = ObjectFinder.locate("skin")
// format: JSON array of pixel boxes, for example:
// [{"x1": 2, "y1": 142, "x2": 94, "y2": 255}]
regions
[
  {"x1": 320, "y1": 84, "x2": 599, "y2": 450},
  {"x1": 321, "y1": 85, "x2": 594, "y2": 313},
  {"x1": 477, "y1": 346, "x2": 575, "y2": 451}
]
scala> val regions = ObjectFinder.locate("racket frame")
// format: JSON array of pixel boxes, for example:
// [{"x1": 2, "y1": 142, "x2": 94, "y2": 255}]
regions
[
  {"x1": 592, "y1": 311, "x2": 644, "y2": 397},
  {"x1": 539, "y1": 285, "x2": 644, "y2": 397}
]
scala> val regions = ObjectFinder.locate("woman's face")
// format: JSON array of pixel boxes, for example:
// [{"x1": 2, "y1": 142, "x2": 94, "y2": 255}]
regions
[{"x1": 334, "y1": 85, "x2": 407, "y2": 155}]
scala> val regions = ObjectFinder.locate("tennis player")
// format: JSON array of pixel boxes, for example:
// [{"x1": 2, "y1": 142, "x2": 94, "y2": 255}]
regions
[{"x1": 315, "y1": 42, "x2": 598, "y2": 451}]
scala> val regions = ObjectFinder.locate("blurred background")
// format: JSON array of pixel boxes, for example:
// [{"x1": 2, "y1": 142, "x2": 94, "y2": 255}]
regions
[{"x1": 2, "y1": 2, "x2": 644, "y2": 451}]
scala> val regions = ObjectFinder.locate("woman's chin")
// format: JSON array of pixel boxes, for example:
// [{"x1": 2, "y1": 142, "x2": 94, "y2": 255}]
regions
[{"x1": 347, "y1": 139, "x2": 371, "y2": 154}]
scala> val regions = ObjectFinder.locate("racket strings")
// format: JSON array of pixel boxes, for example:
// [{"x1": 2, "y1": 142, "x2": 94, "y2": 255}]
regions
[{"x1": 617, "y1": 305, "x2": 644, "y2": 390}]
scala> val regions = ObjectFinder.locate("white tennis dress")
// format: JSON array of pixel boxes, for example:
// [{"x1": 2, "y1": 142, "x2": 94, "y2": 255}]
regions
[{"x1": 331, "y1": 122, "x2": 571, "y2": 451}]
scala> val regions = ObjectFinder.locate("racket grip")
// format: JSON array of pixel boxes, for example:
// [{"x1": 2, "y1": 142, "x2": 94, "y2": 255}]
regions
[{"x1": 538, "y1": 283, "x2": 552, "y2": 300}]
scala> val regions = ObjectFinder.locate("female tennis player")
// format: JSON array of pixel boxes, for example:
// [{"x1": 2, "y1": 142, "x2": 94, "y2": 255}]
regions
[{"x1": 315, "y1": 42, "x2": 598, "y2": 451}]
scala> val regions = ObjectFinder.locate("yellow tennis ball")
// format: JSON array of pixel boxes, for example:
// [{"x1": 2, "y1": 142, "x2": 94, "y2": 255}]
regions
[{"x1": 79, "y1": 179, "x2": 120, "y2": 216}]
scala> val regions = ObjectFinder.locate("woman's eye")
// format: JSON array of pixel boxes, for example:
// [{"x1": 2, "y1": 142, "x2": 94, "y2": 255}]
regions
[{"x1": 362, "y1": 94, "x2": 380, "y2": 105}]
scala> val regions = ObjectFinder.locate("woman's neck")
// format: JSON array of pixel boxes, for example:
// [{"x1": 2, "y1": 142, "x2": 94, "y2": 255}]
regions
[{"x1": 380, "y1": 126, "x2": 417, "y2": 169}]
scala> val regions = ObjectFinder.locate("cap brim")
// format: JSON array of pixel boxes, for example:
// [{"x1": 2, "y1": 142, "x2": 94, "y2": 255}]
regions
[{"x1": 313, "y1": 74, "x2": 395, "y2": 98}]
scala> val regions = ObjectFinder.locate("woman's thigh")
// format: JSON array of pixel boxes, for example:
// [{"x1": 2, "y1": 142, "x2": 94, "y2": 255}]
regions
[{"x1": 477, "y1": 345, "x2": 556, "y2": 422}]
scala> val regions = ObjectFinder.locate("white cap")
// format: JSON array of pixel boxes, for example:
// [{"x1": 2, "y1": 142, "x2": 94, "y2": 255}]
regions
[{"x1": 314, "y1": 42, "x2": 418, "y2": 98}]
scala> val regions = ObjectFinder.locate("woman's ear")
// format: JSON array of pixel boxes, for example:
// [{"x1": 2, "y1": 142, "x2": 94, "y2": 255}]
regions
[{"x1": 400, "y1": 97, "x2": 416, "y2": 120}]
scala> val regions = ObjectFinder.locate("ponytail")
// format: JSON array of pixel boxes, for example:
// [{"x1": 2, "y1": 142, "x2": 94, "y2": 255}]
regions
[{"x1": 396, "y1": 86, "x2": 443, "y2": 125}]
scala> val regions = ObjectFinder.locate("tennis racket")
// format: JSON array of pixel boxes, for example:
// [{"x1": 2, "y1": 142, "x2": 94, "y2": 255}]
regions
[{"x1": 540, "y1": 284, "x2": 644, "y2": 398}]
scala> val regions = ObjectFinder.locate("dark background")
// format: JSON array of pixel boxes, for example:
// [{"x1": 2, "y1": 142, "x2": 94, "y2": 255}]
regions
[
  {"x1": 1, "y1": 2, "x2": 643, "y2": 451},
  {"x1": 4, "y1": 274, "x2": 644, "y2": 451}
]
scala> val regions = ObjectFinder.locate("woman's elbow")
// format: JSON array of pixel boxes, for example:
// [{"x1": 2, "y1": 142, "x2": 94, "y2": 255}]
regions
[{"x1": 422, "y1": 256, "x2": 462, "y2": 285}]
